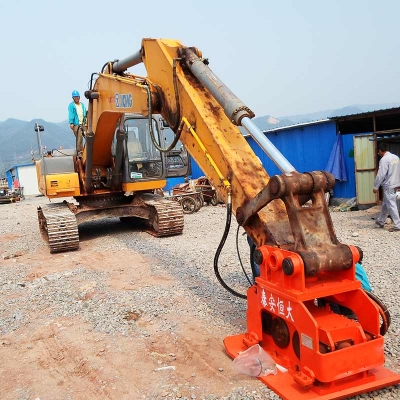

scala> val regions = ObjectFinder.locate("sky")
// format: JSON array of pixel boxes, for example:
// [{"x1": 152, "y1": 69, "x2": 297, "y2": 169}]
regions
[{"x1": 1, "y1": 0, "x2": 400, "y2": 123}]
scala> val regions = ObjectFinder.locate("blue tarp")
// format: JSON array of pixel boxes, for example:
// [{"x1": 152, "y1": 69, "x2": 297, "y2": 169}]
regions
[{"x1": 325, "y1": 133, "x2": 348, "y2": 181}]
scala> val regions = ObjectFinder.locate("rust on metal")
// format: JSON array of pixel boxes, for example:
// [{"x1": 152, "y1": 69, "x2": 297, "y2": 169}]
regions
[
  {"x1": 68, "y1": 193, "x2": 184, "y2": 237},
  {"x1": 237, "y1": 171, "x2": 352, "y2": 275},
  {"x1": 206, "y1": 101, "x2": 222, "y2": 119},
  {"x1": 75, "y1": 157, "x2": 86, "y2": 195}
]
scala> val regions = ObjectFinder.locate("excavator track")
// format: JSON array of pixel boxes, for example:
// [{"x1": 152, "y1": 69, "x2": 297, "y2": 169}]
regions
[
  {"x1": 141, "y1": 194, "x2": 184, "y2": 237},
  {"x1": 37, "y1": 203, "x2": 79, "y2": 253}
]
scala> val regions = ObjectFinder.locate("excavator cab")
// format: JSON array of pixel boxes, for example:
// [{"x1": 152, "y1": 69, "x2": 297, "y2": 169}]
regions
[
  {"x1": 122, "y1": 116, "x2": 164, "y2": 181},
  {"x1": 159, "y1": 118, "x2": 191, "y2": 178},
  {"x1": 114, "y1": 114, "x2": 191, "y2": 182}
]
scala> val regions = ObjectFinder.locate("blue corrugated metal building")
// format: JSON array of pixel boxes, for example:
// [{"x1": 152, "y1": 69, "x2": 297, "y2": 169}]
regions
[
  {"x1": 184, "y1": 119, "x2": 356, "y2": 199},
  {"x1": 169, "y1": 106, "x2": 400, "y2": 202},
  {"x1": 246, "y1": 120, "x2": 356, "y2": 199}
]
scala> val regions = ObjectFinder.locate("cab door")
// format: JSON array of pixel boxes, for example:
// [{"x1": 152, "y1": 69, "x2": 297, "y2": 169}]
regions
[{"x1": 159, "y1": 118, "x2": 191, "y2": 178}]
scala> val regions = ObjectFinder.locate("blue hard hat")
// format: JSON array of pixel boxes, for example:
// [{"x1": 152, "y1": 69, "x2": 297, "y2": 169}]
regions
[{"x1": 72, "y1": 90, "x2": 80, "y2": 97}]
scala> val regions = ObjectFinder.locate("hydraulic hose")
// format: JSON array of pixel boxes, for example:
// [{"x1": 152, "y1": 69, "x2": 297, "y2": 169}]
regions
[
  {"x1": 214, "y1": 193, "x2": 247, "y2": 299},
  {"x1": 249, "y1": 240, "x2": 260, "y2": 283},
  {"x1": 365, "y1": 290, "x2": 391, "y2": 336},
  {"x1": 142, "y1": 84, "x2": 183, "y2": 153},
  {"x1": 235, "y1": 225, "x2": 253, "y2": 286}
]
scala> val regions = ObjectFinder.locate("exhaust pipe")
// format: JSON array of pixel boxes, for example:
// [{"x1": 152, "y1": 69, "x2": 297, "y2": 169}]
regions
[
  {"x1": 112, "y1": 129, "x2": 125, "y2": 189},
  {"x1": 85, "y1": 131, "x2": 95, "y2": 193}
]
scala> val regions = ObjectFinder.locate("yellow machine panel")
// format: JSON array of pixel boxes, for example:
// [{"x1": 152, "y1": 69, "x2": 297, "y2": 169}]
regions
[
  {"x1": 44, "y1": 173, "x2": 80, "y2": 197},
  {"x1": 123, "y1": 179, "x2": 166, "y2": 192}
]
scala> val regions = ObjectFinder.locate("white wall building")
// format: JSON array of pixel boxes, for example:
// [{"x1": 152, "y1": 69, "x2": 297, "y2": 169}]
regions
[{"x1": 6, "y1": 163, "x2": 40, "y2": 196}]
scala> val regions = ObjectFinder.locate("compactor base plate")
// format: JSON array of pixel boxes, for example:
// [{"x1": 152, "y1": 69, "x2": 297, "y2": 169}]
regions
[{"x1": 224, "y1": 333, "x2": 400, "y2": 400}]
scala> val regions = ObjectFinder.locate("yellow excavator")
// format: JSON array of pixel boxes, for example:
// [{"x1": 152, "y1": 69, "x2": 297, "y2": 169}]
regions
[
  {"x1": 34, "y1": 110, "x2": 189, "y2": 252},
  {"x1": 35, "y1": 38, "x2": 399, "y2": 399}
]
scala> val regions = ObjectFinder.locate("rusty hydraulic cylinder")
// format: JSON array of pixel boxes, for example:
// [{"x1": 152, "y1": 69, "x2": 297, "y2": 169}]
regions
[
  {"x1": 178, "y1": 47, "x2": 254, "y2": 126},
  {"x1": 178, "y1": 47, "x2": 296, "y2": 174}
]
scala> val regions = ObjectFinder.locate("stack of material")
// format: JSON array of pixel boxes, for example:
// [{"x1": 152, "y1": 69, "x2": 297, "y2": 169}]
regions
[{"x1": 0, "y1": 180, "x2": 20, "y2": 204}]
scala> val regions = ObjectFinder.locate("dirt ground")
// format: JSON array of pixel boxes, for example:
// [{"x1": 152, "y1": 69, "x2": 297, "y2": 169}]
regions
[
  {"x1": 1, "y1": 198, "x2": 399, "y2": 400},
  {"x1": 0, "y1": 221, "x2": 261, "y2": 400}
]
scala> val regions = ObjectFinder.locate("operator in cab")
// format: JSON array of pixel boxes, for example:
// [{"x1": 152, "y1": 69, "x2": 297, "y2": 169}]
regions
[{"x1": 68, "y1": 90, "x2": 87, "y2": 158}]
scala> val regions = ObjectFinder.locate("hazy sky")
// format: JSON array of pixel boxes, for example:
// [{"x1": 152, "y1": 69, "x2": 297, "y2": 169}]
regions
[{"x1": 1, "y1": 0, "x2": 399, "y2": 122}]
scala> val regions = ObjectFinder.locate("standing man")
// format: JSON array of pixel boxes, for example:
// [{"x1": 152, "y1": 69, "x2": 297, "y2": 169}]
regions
[
  {"x1": 68, "y1": 90, "x2": 87, "y2": 157},
  {"x1": 373, "y1": 143, "x2": 400, "y2": 232}
]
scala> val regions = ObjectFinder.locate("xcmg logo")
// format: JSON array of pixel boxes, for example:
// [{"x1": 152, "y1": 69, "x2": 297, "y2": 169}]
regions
[{"x1": 115, "y1": 93, "x2": 133, "y2": 108}]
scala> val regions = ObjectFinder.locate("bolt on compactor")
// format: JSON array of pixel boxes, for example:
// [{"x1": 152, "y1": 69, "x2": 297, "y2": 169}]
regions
[{"x1": 36, "y1": 38, "x2": 399, "y2": 399}]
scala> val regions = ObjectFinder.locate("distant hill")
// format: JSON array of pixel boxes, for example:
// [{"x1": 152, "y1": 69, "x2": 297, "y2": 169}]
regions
[
  {"x1": 273, "y1": 102, "x2": 400, "y2": 126},
  {"x1": 251, "y1": 115, "x2": 296, "y2": 131},
  {"x1": 328, "y1": 106, "x2": 363, "y2": 118},
  {"x1": 249, "y1": 102, "x2": 400, "y2": 132},
  {"x1": 0, "y1": 119, "x2": 75, "y2": 175},
  {"x1": 1, "y1": 102, "x2": 399, "y2": 176}
]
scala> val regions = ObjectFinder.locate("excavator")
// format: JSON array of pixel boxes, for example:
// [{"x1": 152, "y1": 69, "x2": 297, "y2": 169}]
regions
[
  {"x1": 38, "y1": 38, "x2": 399, "y2": 399},
  {"x1": 34, "y1": 111, "x2": 189, "y2": 252}
]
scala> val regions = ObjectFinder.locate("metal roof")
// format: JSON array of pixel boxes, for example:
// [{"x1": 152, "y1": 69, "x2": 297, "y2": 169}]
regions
[
  {"x1": 251, "y1": 118, "x2": 331, "y2": 137},
  {"x1": 243, "y1": 106, "x2": 400, "y2": 137},
  {"x1": 329, "y1": 106, "x2": 400, "y2": 121},
  {"x1": 6, "y1": 162, "x2": 35, "y2": 172}
]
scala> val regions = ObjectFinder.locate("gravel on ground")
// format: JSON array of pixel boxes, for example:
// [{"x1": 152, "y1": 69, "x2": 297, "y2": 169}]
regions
[{"x1": 0, "y1": 195, "x2": 399, "y2": 400}]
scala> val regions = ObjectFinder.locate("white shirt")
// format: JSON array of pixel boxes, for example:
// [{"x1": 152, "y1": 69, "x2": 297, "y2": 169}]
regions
[{"x1": 75, "y1": 103, "x2": 84, "y2": 125}]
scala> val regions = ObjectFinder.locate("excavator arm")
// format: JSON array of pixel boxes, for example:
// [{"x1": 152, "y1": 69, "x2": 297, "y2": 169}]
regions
[
  {"x1": 84, "y1": 38, "x2": 400, "y2": 399},
  {"x1": 87, "y1": 40, "x2": 294, "y2": 246},
  {"x1": 87, "y1": 39, "x2": 350, "y2": 272}
]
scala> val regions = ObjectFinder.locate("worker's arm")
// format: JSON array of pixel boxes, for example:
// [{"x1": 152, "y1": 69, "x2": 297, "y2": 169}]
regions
[
  {"x1": 373, "y1": 157, "x2": 389, "y2": 190},
  {"x1": 68, "y1": 103, "x2": 76, "y2": 128}
]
